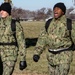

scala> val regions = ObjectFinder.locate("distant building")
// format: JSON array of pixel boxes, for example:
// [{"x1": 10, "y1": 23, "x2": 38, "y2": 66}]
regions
[
  {"x1": 69, "y1": 9, "x2": 75, "y2": 14},
  {"x1": 69, "y1": 9, "x2": 75, "y2": 20}
]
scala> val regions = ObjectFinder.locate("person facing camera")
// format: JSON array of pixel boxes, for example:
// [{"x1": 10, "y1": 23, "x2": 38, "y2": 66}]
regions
[
  {"x1": 0, "y1": 2, "x2": 27, "y2": 75},
  {"x1": 33, "y1": 2, "x2": 75, "y2": 75}
]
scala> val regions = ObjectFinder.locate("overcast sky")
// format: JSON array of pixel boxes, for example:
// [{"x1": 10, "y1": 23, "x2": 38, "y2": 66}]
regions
[{"x1": 0, "y1": 0, "x2": 75, "y2": 11}]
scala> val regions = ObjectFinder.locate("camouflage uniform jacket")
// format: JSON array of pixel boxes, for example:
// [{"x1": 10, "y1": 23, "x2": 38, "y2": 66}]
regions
[
  {"x1": 0, "y1": 16, "x2": 26, "y2": 61},
  {"x1": 34, "y1": 15, "x2": 75, "y2": 64}
]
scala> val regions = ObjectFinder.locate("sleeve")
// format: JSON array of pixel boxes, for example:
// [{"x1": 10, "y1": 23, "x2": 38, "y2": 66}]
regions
[
  {"x1": 34, "y1": 26, "x2": 48, "y2": 56},
  {"x1": 16, "y1": 22, "x2": 26, "y2": 61},
  {"x1": 71, "y1": 21, "x2": 75, "y2": 44}
]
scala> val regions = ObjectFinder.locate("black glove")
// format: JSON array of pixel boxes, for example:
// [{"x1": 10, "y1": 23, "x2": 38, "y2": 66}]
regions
[
  {"x1": 19, "y1": 61, "x2": 27, "y2": 70},
  {"x1": 33, "y1": 55, "x2": 40, "y2": 62}
]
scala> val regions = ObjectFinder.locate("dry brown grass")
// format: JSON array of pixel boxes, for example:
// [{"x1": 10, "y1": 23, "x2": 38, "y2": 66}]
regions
[
  {"x1": 21, "y1": 21, "x2": 45, "y2": 38},
  {"x1": 12, "y1": 21, "x2": 75, "y2": 75}
]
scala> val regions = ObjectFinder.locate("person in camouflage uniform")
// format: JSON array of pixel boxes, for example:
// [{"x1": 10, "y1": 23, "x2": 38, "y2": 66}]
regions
[
  {"x1": 0, "y1": 2, "x2": 27, "y2": 75},
  {"x1": 33, "y1": 2, "x2": 75, "y2": 75}
]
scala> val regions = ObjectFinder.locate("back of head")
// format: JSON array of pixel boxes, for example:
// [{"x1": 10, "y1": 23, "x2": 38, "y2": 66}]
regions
[{"x1": 0, "y1": 2, "x2": 12, "y2": 15}]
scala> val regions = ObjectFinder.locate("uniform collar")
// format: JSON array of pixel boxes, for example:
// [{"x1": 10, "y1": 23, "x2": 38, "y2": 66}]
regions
[
  {"x1": 53, "y1": 15, "x2": 66, "y2": 24},
  {"x1": 1, "y1": 16, "x2": 12, "y2": 25},
  {"x1": 1, "y1": 16, "x2": 12, "y2": 22}
]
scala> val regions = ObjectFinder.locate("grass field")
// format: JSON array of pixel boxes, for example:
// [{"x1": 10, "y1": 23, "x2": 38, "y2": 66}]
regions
[
  {"x1": 12, "y1": 21, "x2": 75, "y2": 75},
  {"x1": 21, "y1": 21, "x2": 45, "y2": 38}
]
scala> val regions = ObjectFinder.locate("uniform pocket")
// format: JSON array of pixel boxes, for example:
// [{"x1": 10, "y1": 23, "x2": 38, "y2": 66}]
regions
[
  {"x1": 47, "y1": 52, "x2": 60, "y2": 65},
  {"x1": 1, "y1": 46, "x2": 18, "y2": 61},
  {"x1": 59, "y1": 51, "x2": 73, "y2": 64}
]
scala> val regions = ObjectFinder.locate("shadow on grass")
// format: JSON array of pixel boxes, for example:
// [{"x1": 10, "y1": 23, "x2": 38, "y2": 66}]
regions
[{"x1": 25, "y1": 38, "x2": 38, "y2": 48}]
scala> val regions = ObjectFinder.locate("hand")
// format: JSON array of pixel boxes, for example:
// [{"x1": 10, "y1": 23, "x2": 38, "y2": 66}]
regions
[
  {"x1": 33, "y1": 55, "x2": 40, "y2": 62},
  {"x1": 19, "y1": 61, "x2": 27, "y2": 70}
]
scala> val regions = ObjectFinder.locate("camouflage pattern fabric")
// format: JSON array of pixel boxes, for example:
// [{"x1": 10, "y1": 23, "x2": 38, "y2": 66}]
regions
[
  {"x1": 2, "y1": 61, "x2": 15, "y2": 75},
  {"x1": 0, "y1": 16, "x2": 26, "y2": 75},
  {"x1": 48, "y1": 63, "x2": 70, "y2": 75},
  {"x1": 34, "y1": 15, "x2": 75, "y2": 75}
]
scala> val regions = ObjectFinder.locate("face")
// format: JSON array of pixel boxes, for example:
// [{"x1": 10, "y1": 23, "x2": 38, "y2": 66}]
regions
[
  {"x1": 53, "y1": 7, "x2": 64, "y2": 19},
  {"x1": 0, "y1": 10, "x2": 9, "y2": 18}
]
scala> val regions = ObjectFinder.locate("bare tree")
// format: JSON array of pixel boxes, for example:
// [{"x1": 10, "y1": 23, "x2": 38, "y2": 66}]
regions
[{"x1": 46, "y1": 8, "x2": 52, "y2": 18}]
